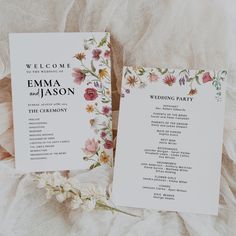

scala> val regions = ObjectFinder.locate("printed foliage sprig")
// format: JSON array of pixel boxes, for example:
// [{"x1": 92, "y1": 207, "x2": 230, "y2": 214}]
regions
[
  {"x1": 72, "y1": 33, "x2": 113, "y2": 170},
  {"x1": 122, "y1": 66, "x2": 227, "y2": 101}
]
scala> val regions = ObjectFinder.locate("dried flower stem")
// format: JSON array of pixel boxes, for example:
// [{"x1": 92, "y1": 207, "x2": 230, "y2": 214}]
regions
[
  {"x1": 96, "y1": 202, "x2": 140, "y2": 217},
  {"x1": 35, "y1": 173, "x2": 140, "y2": 217}
]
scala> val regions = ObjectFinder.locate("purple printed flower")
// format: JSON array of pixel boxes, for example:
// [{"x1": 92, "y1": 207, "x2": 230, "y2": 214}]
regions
[
  {"x1": 92, "y1": 49, "x2": 102, "y2": 60},
  {"x1": 100, "y1": 131, "x2": 107, "y2": 139},
  {"x1": 94, "y1": 81, "x2": 100, "y2": 88},
  {"x1": 179, "y1": 77, "x2": 185, "y2": 86},
  {"x1": 102, "y1": 106, "x2": 111, "y2": 115},
  {"x1": 125, "y1": 89, "x2": 130, "y2": 94},
  {"x1": 104, "y1": 50, "x2": 111, "y2": 59}
]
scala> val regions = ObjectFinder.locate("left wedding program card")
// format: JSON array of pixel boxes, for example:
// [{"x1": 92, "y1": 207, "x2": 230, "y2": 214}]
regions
[{"x1": 9, "y1": 33, "x2": 112, "y2": 172}]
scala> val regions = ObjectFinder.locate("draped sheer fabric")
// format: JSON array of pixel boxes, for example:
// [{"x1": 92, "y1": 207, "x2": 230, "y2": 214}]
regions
[{"x1": 0, "y1": 0, "x2": 236, "y2": 235}]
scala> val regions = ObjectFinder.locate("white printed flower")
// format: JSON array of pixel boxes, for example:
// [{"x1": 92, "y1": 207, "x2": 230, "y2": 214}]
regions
[
  {"x1": 81, "y1": 198, "x2": 96, "y2": 211},
  {"x1": 71, "y1": 196, "x2": 83, "y2": 209}
]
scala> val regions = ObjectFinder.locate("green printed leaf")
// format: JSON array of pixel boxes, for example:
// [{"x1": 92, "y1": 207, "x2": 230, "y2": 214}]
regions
[
  {"x1": 162, "y1": 68, "x2": 168, "y2": 74},
  {"x1": 157, "y1": 68, "x2": 168, "y2": 75},
  {"x1": 221, "y1": 70, "x2": 227, "y2": 75},
  {"x1": 102, "y1": 99, "x2": 110, "y2": 103},
  {"x1": 187, "y1": 77, "x2": 194, "y2": 82},
  {"x1": 89, "y1": 164, "x2": 95, "y2": 170},
  {"x1": 195, "y1": 76, "x2": 201, "y2": 85},
  {"x1": 90, "y1": 162, "x2": 101, "y2": 169},
  {"x1": 179, "y1": 69, "x2": 187, "y2": 75},
  {"x1": 125, "y1": 67, "x2": 131, "y2": 77},
  {"x1": 138, "y1": 68, "x2": 145, "y2": 75},
  {"x1": 82, "y1": 69, "x2": 90, "y2": 74},
  {"x1": 196, "y1": 70, "x2": 205, "y2": 75},
  {"x1": 98, "y1": 33, "x2": 108, "y2": 47},
  {"x1": 91, "y1": 60, "x2": 96, "y2": 72},
  {"x1": 94, "y1": 162, "x2": 101, "y2": 168},
  {"x1": 127, "y1": 68, "x2": 132, "y2": 74}
]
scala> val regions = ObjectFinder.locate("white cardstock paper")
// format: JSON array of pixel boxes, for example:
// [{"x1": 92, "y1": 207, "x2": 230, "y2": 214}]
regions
[
  {"x1": 9, "y1": 33, "x2": 112, "y2": 172},
  {"x1": 112, "y1": 66, "x2": 227, "y2": 215}
]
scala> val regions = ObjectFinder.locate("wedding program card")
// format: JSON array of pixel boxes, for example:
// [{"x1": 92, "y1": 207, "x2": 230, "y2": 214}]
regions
[
  {"x1": 9, "y1": 33, "x2": 112, "y2": 172},
  {"x1": 112, "y1": 66, "x2": 227, "y2": 215}
]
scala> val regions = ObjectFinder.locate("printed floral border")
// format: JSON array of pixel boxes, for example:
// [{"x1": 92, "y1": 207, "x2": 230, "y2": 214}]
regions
[
  {"x1": 71, "y1": 33, "x2": 113, "y2": 170},
  {"x1": 122, "y1": 66, "x2": 227, "y2": 101}
]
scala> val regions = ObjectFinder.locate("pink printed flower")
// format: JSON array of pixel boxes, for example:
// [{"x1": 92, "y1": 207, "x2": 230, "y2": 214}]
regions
[
  {"x1": 92, "y1": 49, "x2": 102, "y2": 60},
  {"x1": 102, "y1": 106, "x2": 111, "y2": 115},
  {"x1": 163, "y1": 75, "x2": 176, "y2": 86},
  {"x1": 84, "y1": 88, "x2": 98, "y2": 101},
  {"x1": 82, "y1": 138, "x2": 98, "y2": 155},
  {"x1": 104, "y1": 50, "x2": 111, "y2": 59},
  {"x1": 72, "y1": 68, "x2": 86, "y2": 85},
  {"x1": 104, "y1": 139, "x2": 113, "y2": 149},
  {"x1": 100, "y1": 131, "x2": 107, "y2": 139},
  {"x1": 202, "y1": 72, "x2": 213, "y2": 83},
  {"x1": 149, "y1": 73, "x2": 159, "y2": 82}
]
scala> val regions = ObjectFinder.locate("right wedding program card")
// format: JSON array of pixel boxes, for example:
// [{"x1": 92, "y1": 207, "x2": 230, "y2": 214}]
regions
[{"x1": 112, "y1": 66, "x2": 227, "y2": 215}]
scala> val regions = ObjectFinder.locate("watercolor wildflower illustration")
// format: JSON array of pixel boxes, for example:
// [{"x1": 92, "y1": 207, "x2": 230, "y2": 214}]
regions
[
  {"x1": 122, "y1": 66, "x2": 227, "y2": 101},
  {"x1": 72, "y1": 33, "x2": 113, "y2": 170}
]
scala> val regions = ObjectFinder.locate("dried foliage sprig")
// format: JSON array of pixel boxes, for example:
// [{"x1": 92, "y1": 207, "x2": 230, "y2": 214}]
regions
[{"x1": 35, "y1": 172, "x2": 139, "y2": 217}]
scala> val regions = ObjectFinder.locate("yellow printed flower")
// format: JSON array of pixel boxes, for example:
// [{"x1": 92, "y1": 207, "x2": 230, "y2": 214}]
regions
[
  {"x1": 89, "y1": 118, "x2": 98, "y2": 128},
  {"x1": 98, "y1": 68, "x2": 108, "y2": 80},
  {"x1": 126, "y1": 76, "x2": 138, "y2": 87},
  {"x1": 86, "y1": 104, "x2": 94, "y2": 113},
  {"x1": 99, "y1": 151, "x2": 110, "y2": 164},
  {"x1": 74, "y1": 52, "x2": 86, "y2": 61},
  {"x1": 105, "y1": 89, "x2": 110, "y2": 96}
]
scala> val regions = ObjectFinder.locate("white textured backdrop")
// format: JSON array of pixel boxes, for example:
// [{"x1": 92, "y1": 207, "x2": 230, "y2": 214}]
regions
[{"x1": 0, "y1": 0, "x2": 236, "y2": 235}]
